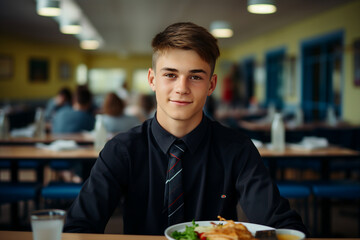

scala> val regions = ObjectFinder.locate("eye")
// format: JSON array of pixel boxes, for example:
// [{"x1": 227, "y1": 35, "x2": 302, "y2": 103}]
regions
[
  {"x1": 190, "y1": 75, "x2": 202, "y2": 80},
  {"x1": 165, "y1": 73, "x2": 177, "y2": 79}
]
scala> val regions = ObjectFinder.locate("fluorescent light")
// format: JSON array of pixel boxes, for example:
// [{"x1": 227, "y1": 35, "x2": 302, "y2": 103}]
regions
[
  {"x1": 210, "y1": 21, "x2": 233, "y2": 38},
  {"x1": 60, "y1": 20, "x2": 81, "y2": 34},
  {"x1": 248, "y1": 0, "x2": 277, "y2": 14},
  {"x1": 36, "y1": 0, "x2": 60, "y2": 17},
  {"x1": 59, "y1": 0, "x2": 82, "y2": 34},
  {"x1": 211, "y1": 28, "x2": 233, "y2": 38},
  {"x1": 80, "y1": 40, "x2": 100, "y2": 50}
]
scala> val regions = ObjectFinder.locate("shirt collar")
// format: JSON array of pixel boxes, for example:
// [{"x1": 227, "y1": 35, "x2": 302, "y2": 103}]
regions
[{"x1": 151, "y1": 113, "x2": 208, "y2": 155}]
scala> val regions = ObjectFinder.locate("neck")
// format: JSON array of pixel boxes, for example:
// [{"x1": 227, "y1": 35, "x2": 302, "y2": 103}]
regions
[{"x1": 156, "y1": 113, "x2": 203, "y2": 138}]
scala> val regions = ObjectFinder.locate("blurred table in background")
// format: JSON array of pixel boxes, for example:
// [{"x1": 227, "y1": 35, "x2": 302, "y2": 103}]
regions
[
  {"x1": 258, "y1": 145, "x2": 360, "y2": 179},
  {"x1": 238, "y1": 120, "x2": 360, "y2": 150},
  {"x1": 0, "y1": 145, "x2": 98, "y2": 183},
  {"x1": 0, "y1": 133, "x2": 95, "y2": 145}
]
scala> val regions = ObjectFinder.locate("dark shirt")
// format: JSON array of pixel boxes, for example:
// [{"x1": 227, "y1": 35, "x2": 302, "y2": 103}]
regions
[{"x1": 64, "y1": 115, "x2": 308, "y2": 235}]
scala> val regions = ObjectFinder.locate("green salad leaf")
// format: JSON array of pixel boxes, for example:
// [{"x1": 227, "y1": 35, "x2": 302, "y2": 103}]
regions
[{"x1": 171, "y1": 220, "x2": 199, "y2": 240}]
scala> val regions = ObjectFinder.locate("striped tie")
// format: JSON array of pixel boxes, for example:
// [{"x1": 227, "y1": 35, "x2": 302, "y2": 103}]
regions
[{"x1": 164, "y1": 140, "x2": 186, "y2": 226}]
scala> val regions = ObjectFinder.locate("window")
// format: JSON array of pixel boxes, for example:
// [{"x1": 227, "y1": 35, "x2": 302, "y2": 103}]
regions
[
  {"x1": 88, "y1": 68, "x2": 126, "y2": 95},
  {"x1": 301, "y1": 31, "x2": 343, "y2": 122},
  {"x1": 132, "y1": 69, "x2": 152, "y2": 94},
  {"x1": 265, "y1": 48, "x2": 286, "y2": 110},
  {"x1": 76, "y1": 64, "x2": 88, "y2": 85}
]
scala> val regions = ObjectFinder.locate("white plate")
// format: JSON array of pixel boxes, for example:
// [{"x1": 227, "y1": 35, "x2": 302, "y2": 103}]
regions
[{"x1": 164, "y1": 220, "x2": 274, "y2": 240}]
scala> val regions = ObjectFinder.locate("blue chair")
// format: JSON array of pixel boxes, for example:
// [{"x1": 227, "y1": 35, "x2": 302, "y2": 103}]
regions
[
  {"x1": 311, "y1": 181, "x2": 360, "y2": 237},
  {"x1": 0, "y1": 161, "x2": 11, "y2": 179},
  {"x1": 48, "y1": 160, "x2": 72, "y2": 181},
  {"x1": 0, "y1": 182, "x2": 42, "y2": 224},
  {"x1": 277, "y1": 182, "x2": 312, "y2": 227},
  {"x1": 329, "y1": 160, "x2": 360, "y2": 179},
  {"x1": 41, "y1": 181, "x2": 82, "y2": 209},
  {"x1": 0, "y1": 182, "x2": 41, "y2": 204},
  {"x1": 0, "y1": 160, "x2": 41, "y2": 178},
  {"x1": 49, "y1": 161, "x2": 72, "y2": 170}
]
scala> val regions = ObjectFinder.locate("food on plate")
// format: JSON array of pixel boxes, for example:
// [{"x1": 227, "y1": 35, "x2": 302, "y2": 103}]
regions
[
  {"x1": 171, "y1": 220, "x2": 199, "y2": 240},
  {"x1": 202, "y1": 216, "x2": 255, "y2": 240},
  {"x1": 171, "y1": 216, "x2": 257, "y2": 240}
]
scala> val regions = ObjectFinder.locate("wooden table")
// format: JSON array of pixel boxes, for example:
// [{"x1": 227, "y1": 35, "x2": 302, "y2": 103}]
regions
[
  {"x1": 238, "y1": 120, "x2": 360, "y2": 149},
  {"x1": 0, "y1": 133, "x2": 95, "y2": 145},
  {"x1": 258, "y1": 145, "x2": 360, "y2": 179},
  {"x1": 0, "y1": 231, "x2": 358, "y2": 240},
  {"x1": 0, "y1": 231, "x2": 165, "y2": 240},
  {"x1": 239, "y1": 120, "x2": 358, "y2": 132},
  {"x1": 0, "y1": 145, "x2": 99, "y2": 183}
]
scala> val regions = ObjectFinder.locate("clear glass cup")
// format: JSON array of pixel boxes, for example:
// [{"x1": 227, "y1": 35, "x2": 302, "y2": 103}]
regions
[{"x1": 31, "y1": 209, "x2": 66, "y2": 240}]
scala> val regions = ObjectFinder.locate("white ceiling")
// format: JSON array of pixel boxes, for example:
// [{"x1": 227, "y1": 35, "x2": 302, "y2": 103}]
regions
[{"x1": 0, "y1": 0, "x2": 356, "y2": 56}]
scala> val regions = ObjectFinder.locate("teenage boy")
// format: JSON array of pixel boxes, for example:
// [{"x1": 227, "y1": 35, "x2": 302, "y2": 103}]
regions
[{"x1": 64, "y1": 22, "x2": 308, "y2": 236}]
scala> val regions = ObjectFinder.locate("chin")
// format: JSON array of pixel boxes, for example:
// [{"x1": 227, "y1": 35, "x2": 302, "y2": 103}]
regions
[{"x1": 170, "y1": 110, "x2": 201, "y2": 122}]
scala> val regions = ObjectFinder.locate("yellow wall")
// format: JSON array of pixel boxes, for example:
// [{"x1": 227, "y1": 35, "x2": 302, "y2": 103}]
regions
[
  {"x1": 219, "y1": 0, "x2": 360, "y2": 124},
  {"x1": 0, "y1": 35, "x2": 152, "y2": 101},
  {"x1": 0, "y1": 35, "x2": 83, "y2": 100}
]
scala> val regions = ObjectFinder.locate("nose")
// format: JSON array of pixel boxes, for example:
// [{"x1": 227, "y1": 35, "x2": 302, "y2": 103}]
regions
[{"x1": 175, "y1": 76, "x2": 189, "y2": 94}]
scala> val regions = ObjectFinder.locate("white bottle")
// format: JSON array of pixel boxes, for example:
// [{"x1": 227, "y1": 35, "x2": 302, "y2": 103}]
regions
[
  {"x1": 94, "y1": 114, "x2": 108, "y2": 152},
  {"x1": 326, "y1": 106, "x2": 337, "y2": 126},
  {"x1": 267, "y1": 103, "x2": 276, "y2": 123},
  {"x1": 34, "y1": 107, "x2": 46, "y2": 139},
  {"x1": 271, "y1": 113, "x2": 285, "y2": 152},
  {"x1": 0, "y1": 110, "x2": 10, "y2": 140}
]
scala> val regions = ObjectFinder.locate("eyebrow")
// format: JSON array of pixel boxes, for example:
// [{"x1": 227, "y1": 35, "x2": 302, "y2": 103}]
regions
[
  {"x1": 160, "y1": 67, "x2": 178, "y2": 72},
  {"x1": 189, "y1": 69, "x2": 207, "y2": 74},
  {"x1": 160, "y1": 67, "x2": 207, "y2": 74}
]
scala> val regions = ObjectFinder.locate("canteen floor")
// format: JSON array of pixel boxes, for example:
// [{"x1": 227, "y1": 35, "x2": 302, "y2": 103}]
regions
[{"x1": 0, "y1": 170, "x2": 359, "y2": 237}]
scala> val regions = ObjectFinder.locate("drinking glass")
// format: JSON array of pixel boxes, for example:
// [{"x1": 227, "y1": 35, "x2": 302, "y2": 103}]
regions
[{"x1": 31, "y1": 209, "x2": 66, "y2": 240}]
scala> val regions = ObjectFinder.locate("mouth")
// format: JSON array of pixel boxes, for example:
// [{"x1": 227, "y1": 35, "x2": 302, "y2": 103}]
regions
[{"x1": 170, "y1": 99, "x2": 192, "y2": 105}]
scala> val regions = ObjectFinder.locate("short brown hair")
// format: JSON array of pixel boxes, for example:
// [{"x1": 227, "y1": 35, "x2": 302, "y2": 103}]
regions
[
  {"x1": 151, "y1": 22, "x2": 220, "y2": 74},
  {"x1": 102, "y1": 92, "x2": 125, "y2": 116},
  {"x1": 75, "y1": 85, "x2": 92, "y2": 107}
]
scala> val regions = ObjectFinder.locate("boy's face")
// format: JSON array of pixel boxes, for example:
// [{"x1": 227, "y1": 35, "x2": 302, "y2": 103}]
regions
[{"x1": 148, "y1": 48, "x2": 217, "y2": 131}]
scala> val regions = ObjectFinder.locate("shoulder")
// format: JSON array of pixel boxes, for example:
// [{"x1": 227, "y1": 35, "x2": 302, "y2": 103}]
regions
[
  {"x1": 106, "y1": 119, "x2": 149, "y2": 150},
  {"x1": 206, "y1": 119, "x2": 258, "y2": 160},
  {"x1": 52, "y1": 106, "x2": 73, "y2": 122},
  {"x1": 209, "y1": 119, "x2": 251, "y2": 145},
  {"x1": 55, "y1": 105, "x2": 73, "y2": 114}
]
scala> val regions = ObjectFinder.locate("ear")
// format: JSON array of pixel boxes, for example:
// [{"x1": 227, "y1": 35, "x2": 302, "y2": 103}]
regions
[
  {"x1": 148, "y1": 68, "x2": 156, "y2": 92},
  {"x1": 207, "y1": 74, "x2": 217, "y2": 96}
]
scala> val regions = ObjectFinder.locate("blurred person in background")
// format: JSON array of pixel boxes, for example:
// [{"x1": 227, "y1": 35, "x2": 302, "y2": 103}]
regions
[
  {"x1": 52, "y1": 85, "x2": 95, "y2": 133},
  {"x1": 138, "y1": 94, "x2": 156, "y2": 121},
  {"x1": 50, "y1": 85, "x2": 95, "y2": 183},
  {"x1": 101, "y1": 92, "x2": 141, "y2": 134},
  {"x1": 124, "y1": 93, "x2": 156, "y2": 122},
  {"x1": 116, "y1": 81, "x2": 129, "y2": 101},
  {"x1": 44, "y1": 87, "x2": 72, "y2": 122}
]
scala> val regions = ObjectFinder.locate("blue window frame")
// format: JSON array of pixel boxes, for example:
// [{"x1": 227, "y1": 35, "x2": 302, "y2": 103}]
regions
[
  {"x1": 265, "y1": 47, "x2": 286, "y2": 110},
  {"x1": 300, "y1": 30, "x2": 343, "y2": 122},
  {"x1": 240, "y1": 57, "x2": 255, "y2": 107}
]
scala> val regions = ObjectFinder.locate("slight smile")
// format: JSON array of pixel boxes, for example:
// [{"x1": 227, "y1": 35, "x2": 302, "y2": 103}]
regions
[{"x1": 170, "y1": 99, "x2": 192, "y2": 106}]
